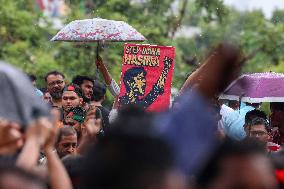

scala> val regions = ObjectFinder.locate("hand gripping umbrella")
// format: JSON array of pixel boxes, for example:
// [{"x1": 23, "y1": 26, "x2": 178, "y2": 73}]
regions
[
  {"x1": 220, "y1": 72, "x2": 284, "y2": 103},
  {"x1": 51, "y1": 18, "x2": 146, "y2": 78}
]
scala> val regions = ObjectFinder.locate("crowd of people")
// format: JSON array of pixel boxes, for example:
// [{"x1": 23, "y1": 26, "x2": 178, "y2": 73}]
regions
[{"x1": 1, "y1": 43, "x2": 284, "y2": 189}]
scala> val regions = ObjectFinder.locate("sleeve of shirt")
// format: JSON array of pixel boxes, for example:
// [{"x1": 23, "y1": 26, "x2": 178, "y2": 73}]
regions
[{"x1": 108, "y1": 79, "x2": 120, "y2": 97}]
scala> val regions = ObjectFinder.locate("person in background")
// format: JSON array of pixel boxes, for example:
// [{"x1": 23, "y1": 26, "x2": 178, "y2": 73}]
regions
[
  {"x1": 44, "y1": 71, "x2": 65, "y2": 107},
  {"x1": 28, "y1": 74, "x2": 43, "y2": 97},
  {"x1": 270, "y1": 103, "x2": 284, "y2": 145},
  {"x1": 223, "y1": 103, "x2": 260, "y2": 141},
  {"x1": 244, "y1": 110, "x2": 280, "y2": 152},
  {"x1": 55, "y1": 126, "x2": 78, "y2": 159},
  {"x1": 228, "y1": 100, "x2": 240, "y2": 110},
  {"x1": 61, "y1": 84, "x2": 83, "y2": 119},
  {"x1": 90, "y1": 80, "x2": 110, "y2": 133},
  {"x1": 196, "y1": 139, "x2": 278, "y2": 189},
  {"x1": 43, "y1": 91, "x2": 52, "y2": 104},
  {"x1": 95, "y1": 56, "x2": 120, "y2": 97},
  {"x1": 72, "y1": 75, "x2": 94, "y2": 108}
]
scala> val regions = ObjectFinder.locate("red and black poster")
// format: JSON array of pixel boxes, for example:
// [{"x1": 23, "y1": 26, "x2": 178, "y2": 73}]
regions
[{"x1": 118, "y1": 44, "x2": 175, "y2": 112}]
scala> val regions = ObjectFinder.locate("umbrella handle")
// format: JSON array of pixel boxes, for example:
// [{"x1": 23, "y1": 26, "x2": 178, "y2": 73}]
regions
[{"x1": 95, "y1": 41, "x2": 100, "y2": 80}]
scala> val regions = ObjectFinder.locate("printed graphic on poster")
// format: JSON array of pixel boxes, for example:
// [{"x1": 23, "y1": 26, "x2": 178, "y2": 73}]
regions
[{"x1": 118, "y1": 43, "x2": 175, "y2": 112}]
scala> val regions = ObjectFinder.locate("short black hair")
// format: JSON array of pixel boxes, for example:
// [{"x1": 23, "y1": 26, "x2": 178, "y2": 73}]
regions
[
  {"x1": 245, "y1": 109, "x2": 267, "y2": 124},
  {"x1": 57, "y1": 126, "x2": 77, "y2": 144},
  {"x1": 62, "y1": 155, "x2": 84, "y2": 189},
  {"x1": 72, "y1": 75, "x2": 94, "y2": 86},
  {"x1": 28, "y1": 74, "x2": 37, "y2": 82},
  {"x1": 196, "y1": 139, "x2": 266, "y2": 188},
  {"x1": 63, "y1": 83, "x2": 83, "y2": 98},
  {"x1": 44, "y1": 71, "x2": 65, "y2": 82},
  {"x1": 92, "y1": 80, "x2": 106, "y2": 102}
]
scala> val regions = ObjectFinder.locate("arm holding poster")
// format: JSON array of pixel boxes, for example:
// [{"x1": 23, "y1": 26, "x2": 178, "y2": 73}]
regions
[{"x1": 96, "y1": 56, "x2": 120, "y2": 97}]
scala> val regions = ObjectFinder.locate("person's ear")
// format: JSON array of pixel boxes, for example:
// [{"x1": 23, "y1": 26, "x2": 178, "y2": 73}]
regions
[{"x1": 79, "y1": 98, "x2": 83, "y2": 105}]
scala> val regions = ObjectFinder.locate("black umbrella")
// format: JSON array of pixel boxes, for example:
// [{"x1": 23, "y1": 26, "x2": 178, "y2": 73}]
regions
[{"x1": 0, "y1": 61, "x2": 50, "y2": 128}]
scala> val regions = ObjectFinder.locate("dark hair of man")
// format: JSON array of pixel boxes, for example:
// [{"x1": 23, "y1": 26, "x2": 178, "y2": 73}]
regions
[
  {"x1": 72, "y1": 75, "x2": 94, "y2": 86},
  {"x1": 28, "y1": 74, "x2": 37, "y2": 82},
  {"x1": 44, "y1": 71, "x2": 65, "y2": 82},
  {"x1": 56, "y1": 126, "x2": 77, "y2": 145},
  {"x1": 271, "y1": 102, "x2": 284, "y2": 112},
  {"x1": 196, "y1": 138, "x2": 266, "y2": 189},
  {"x1": 245, "y1": 109, "x2": 267, "y2": 125},
  {"x1": 81, "y1": 105, "x2": 174, "y2": 189},
  {"x1": 62, "y1": 155, "x2": 84, "y2": 189},
  {"x1": 0, "y1": 165, "x2": 47, "y2": 189},
  {"x1": 92, "y1": 80, "x2": 106, "y2": 102}
]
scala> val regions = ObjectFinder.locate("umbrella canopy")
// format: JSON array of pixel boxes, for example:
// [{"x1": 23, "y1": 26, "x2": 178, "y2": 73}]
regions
[
  {"x1": 0, "y1": 61, "x2": 50, "y2": 128},
  {"x1": 220, "y1": 72, "x2": 284, "y2": 103},
  {"x1": 51, "y1": 18, "x2": 146, "y2": 42}
]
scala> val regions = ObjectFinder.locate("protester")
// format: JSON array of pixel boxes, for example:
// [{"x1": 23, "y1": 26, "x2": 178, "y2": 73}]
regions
[
  {"x1": 96, "y1": 56, "x2": 120, "y2": 97},
  {"x1": 244, "y1": 110, "x2": 280, "y2": 152},
  {"x1": 28, "y1": 74, "x2": 44, "y2": 97},
  {"x1": 62, "y1": 155, "x2": 83, "y2": 189},
  {"x1": 45, "y1": 71, "x2": 65, "y2": 107},
  {"x1": 223, "y1": 103, "x2": 260, "y2": 141},
  {"x1": 42, "y1": 91, "x2": 52, "y2": 104},
  {"x1": 55, "y1": 126, "x2": 78, "y2": 159},
  {"x1": 196, "y1": 139, "x2": 278, "y2": 189},
  {"x1": 90, "y1": 80, "x2": 110, "y2": 132},
  {"x1": 62, "y1": 84, "x2": 83, "y2": 118},
  {"x1": 270, "y1": 102, "x2": 284, "y2": 144},
  {"x1": 72, "y1": 75, "x2": 94, "y2": 105}
]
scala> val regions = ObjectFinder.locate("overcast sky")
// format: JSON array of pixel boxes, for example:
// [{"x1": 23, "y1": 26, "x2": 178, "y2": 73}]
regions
[{"x1": 224, "y1": 0, "x2": 284, "y2": 18}]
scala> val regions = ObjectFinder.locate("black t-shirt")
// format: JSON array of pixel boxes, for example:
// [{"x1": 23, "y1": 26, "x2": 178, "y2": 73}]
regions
[{"x1": 96, "y1": 106, "x2": 110, "y2": 133}]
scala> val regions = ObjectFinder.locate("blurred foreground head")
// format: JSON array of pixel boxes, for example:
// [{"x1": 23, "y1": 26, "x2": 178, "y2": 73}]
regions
[
  {"x1": 0, "y1": 61, "x2": 49, "y2": 127},
  {"x1": 81, "y1": 105, "x2": 187, "y2": 189},
  {"x1": 0, "y1": 61, "x2": 49, "y2": 155},
  {"x1": 0, "y1": 166, "x2": 46, "y2": 189},
  {"x1": 196, "y1": 139, "x2": 277, "y2": 189}
]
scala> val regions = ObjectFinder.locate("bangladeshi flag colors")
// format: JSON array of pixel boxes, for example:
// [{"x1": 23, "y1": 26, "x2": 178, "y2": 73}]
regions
[{"x1": 118, "y1": 43, "x2": 175, "y2": 112}]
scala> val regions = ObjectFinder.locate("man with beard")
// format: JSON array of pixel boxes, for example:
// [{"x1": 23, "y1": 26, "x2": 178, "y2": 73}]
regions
[
  {"x1": 62, "y1": 84, "x2": 83, "y2": 119},
  {"x1": 72, "y1": 75, "x2": 94, "y2": 108},
  {"x1": 45, "y1": 71, "x2": 66, "y2": 107}
]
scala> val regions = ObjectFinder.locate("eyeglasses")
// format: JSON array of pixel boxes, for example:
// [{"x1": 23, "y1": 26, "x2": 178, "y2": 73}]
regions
[
  {"x1": 48, "y1": 80, "x2": 64, "y2": 87},
  {"x1": 249, "y1": 131, "x2": 268, "y2": 137}
]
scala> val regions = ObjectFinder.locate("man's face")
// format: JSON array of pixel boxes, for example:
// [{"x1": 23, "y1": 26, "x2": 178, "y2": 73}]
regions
[
  {"x1": 56, "y1": 135, "x2": 77, "y2": 158},
  {"x1": 129, "y1": 73, "x2": 146, "y2": 96},
  {"x1": 46, "y1": 74, "x2": 65, "y2": 100},
  {"x1": 81, "y1": 80, "x2": 93, "y2": 101},
  {"x1": 62, "y1": 91, "x2": 81, "y2": 112},
  {"x1": 64, "y1": 117, "x2": 81, "y2": 134},
  {"x1": 43, "y1": 92, "x2": 51, "y2": 103},
  {"x1": 248, "y1": 124, "x2": 270, "y2": 143}
]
